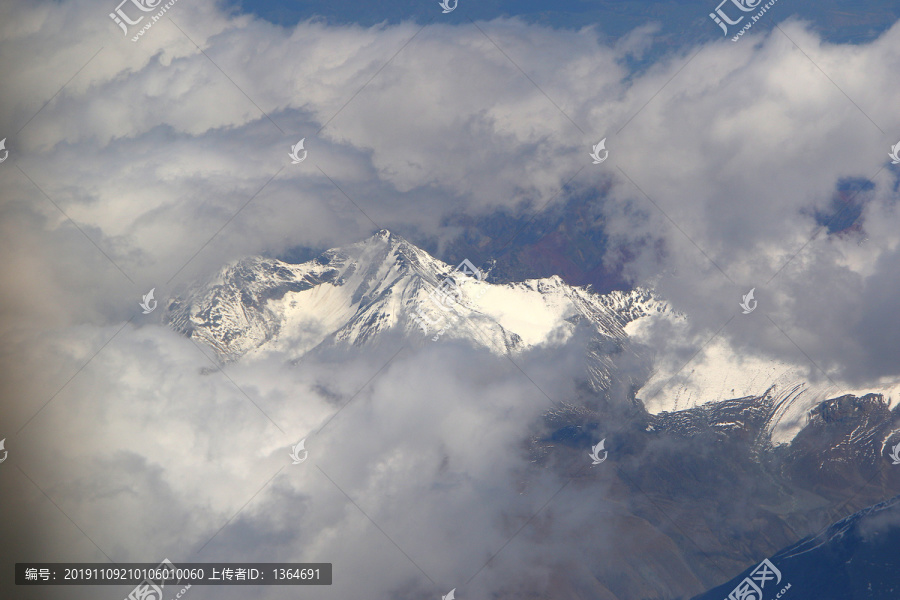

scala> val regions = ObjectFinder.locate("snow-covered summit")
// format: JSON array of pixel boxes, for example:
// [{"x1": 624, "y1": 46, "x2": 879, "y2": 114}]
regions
[
  {"x1": 167, "y1": 230, "x2": 663, "y2": 369},
  {"x1": 166, "y1": 230, "x2": 900, "y2": 447}
]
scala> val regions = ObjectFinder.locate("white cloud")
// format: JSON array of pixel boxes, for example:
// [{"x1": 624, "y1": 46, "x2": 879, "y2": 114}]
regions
[{"x1": 4, "y1": 2, "x2": 900, "y2": 598}]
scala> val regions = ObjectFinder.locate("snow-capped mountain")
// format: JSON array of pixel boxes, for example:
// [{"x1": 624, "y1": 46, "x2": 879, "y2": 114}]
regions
[
  {"x1": 167, "y1": 230, "x2": 895, "y2": 449},
  {"x1": 167, "y1": 229, "x2": 663, "y2": 382}
]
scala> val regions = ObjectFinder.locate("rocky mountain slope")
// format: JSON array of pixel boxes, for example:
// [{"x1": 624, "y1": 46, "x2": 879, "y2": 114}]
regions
[{"x1": 531, "y1": 391, "x2": 900, "y2": 598}]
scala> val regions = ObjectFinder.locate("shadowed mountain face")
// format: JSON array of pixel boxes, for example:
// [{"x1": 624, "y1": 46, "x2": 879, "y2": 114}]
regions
[
  {"x1": 693, "y1": 495, "x2": 900, "y2": 600},
  {"x1": 439, "y1": 189, "x2": 631, "y2": 294}
]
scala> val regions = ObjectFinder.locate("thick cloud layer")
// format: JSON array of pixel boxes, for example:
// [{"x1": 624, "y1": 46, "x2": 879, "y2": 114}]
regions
[
  {"x1": 2, "y1": 2, "x2": 899, "y2": 387},
  {"x1": 3, "y1": 1, "x2": 900, "y2": 598},
  {"x1": 600, "y1": 23, "x2": 900, "y2": 391}
]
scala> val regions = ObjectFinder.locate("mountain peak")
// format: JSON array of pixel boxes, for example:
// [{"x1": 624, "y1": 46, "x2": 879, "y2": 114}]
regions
[
  {"x1": 366, "y1": 228, "x2": 405, "y2": 248},
  {"x1": 168, "y1": 234, "x2": 661, "y2": 370}
]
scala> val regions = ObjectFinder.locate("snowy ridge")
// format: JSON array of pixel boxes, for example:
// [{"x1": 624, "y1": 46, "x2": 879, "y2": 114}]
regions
[
  {"x1": 167, "y1": 230, "x2": 663, "y2": 373},
  {"x1": 168, "y1": 230, "x2": 896, "y2": 448}
]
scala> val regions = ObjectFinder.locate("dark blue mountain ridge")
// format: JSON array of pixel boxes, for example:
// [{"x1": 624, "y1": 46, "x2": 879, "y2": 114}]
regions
[{"x1": 692, "y1": 494, "x2": 900, "y2": 600}]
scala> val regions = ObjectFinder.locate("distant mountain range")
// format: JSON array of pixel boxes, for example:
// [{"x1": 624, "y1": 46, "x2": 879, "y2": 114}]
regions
[{"x1": 167, "y1": 230, "x2": 900, "y2": 599}]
